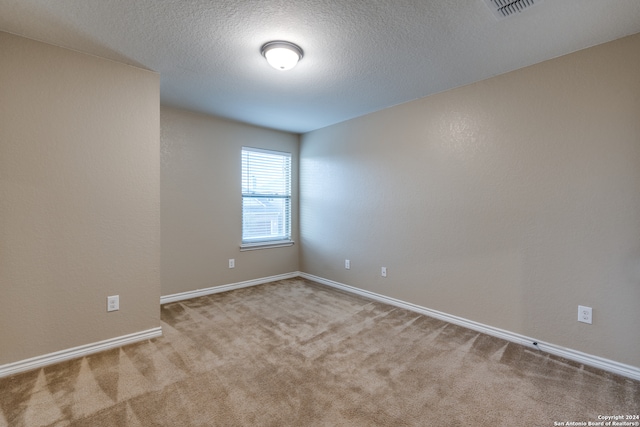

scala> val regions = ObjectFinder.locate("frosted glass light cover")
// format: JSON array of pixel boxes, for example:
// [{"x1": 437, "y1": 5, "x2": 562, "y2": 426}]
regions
[{"x1": 265, "y1": 47, "x2": 300, "y2": 70}]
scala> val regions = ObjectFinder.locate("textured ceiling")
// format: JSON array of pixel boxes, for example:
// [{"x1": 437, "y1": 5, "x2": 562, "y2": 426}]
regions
[{"x1": 1, "y1": 0, "x2": 639, "y2": 133}]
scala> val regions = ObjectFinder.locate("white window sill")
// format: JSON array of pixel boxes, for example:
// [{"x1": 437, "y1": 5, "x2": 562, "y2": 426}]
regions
[{"x1": 240, "y1": 240, "x2": 294, "y2": 251}]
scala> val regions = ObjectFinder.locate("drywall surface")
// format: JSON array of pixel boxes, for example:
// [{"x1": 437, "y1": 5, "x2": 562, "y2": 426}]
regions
[
  {"x1": 300, "y1": 33, "x2": 640, "y2": 367},
  {"x1": 0, "y1": 32, "x2": 160, "y2": 365},
  {"x1": 161, "y1": 107, "x2": 299, "y2": 296}
]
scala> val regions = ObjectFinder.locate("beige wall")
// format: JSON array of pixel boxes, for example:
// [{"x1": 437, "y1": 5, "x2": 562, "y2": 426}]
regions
[
  {"x1": 0, "y1": 32, "x2": 160, "y2": 365},
  {"x1": 161, "y1": 107, "x2": 299, "y2": 296},
  {"x1": 300, "y1": 33, "x2": 640, "y2": 367}
]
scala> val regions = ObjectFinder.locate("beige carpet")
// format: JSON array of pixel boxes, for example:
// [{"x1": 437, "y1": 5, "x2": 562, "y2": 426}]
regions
[{"x1": 1, "y1": 278, "x2": 638, "y2": 426}]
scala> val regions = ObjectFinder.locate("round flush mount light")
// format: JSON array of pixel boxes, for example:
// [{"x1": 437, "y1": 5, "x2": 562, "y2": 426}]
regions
[{"x1": 261, "y1": 41, "x2": 303, "y2": 71}]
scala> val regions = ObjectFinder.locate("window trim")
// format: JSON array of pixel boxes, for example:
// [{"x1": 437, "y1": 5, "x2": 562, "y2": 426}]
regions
[
  {"x1": 241, "y1": 146, "x2": 293, "y2": 250},
  {"x1": 239, "y1": 240, "x2": 294, "y2": 251}
]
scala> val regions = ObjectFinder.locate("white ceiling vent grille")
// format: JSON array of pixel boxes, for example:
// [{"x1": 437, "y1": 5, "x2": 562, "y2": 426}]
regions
[{"x1": 483, "y1": 0, "x2": 543, "y2": 19}]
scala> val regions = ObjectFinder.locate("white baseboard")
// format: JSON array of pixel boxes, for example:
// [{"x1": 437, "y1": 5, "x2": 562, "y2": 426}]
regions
[
  {"x1": 5, "y1": 273, "x2": 637, "y2": 382},
  {"x1": 0, "y1": 327, "x2": 162, "y2": 378},
  {"x1": 299, "y1": 272, "x2": 640, "y2": 382},
  {"x1": 160, "y1": 271, "x2": 300, "y2": 304},
  {"x1": 0, "y1": 273, "x2": 298, "y2": 379}
]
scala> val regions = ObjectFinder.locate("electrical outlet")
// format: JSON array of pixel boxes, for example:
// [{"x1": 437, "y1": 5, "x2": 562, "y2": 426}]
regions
[
  {"x1": 578, "y1": 305, "x2": 592, "y2": 324},
  {"x1": 381, "y1": 267, "x2": 387, "y2": 277},
  {"x1": 229, "y1": 259, "x2": 235, "y2": 269},
  {"x1": 107, "y1": 295, "x2": 119, "y2": 312},
  {"x1": 345, "y1": 259, "x2": 350, "y2": 269}
]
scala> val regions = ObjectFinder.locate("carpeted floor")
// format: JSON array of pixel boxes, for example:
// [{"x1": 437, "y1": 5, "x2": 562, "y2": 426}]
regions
[{"x1": 1, "y1": 278, "x2": 638, "y2": 426}]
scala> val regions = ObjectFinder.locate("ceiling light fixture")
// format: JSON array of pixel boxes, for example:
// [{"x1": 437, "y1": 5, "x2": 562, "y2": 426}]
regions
[{"x1": 261, "y1": 41, "x2": 303, "y2": 71}]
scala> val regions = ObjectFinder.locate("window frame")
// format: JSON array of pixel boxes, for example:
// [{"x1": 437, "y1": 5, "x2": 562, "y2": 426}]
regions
[{"x1": 240, "y1": 147, "x2": 293, "y2": 251}]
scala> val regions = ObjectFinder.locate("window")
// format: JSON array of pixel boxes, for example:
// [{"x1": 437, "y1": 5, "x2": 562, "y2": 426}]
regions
[{"x1": 241, "y1": 147, "x2": 292, "y2": 249}]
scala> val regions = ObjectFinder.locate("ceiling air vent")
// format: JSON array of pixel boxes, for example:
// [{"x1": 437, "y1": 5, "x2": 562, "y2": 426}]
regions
[{"x1": 483, "y1": 0, "x2": 543, "y2": 19}]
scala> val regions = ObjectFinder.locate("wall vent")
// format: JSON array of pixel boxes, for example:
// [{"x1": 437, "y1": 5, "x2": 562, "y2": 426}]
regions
[{"x1": 483, "y1": 0, "x2": 543, "y2": 19}]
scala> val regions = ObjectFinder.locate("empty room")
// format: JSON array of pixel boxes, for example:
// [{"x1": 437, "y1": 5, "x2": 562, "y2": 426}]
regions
[{"x1": 1, "y1": 0, "x2": 639, "y2": 425}]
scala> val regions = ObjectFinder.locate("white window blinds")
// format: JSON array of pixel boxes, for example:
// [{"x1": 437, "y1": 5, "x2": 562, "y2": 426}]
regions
[{"x1": 241, "y1": 147, "x2": 292, "y2": 245}]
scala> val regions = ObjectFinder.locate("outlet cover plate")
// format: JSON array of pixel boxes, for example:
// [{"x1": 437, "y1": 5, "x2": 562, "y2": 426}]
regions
[
  {"x1": 107, "y1": 295, "x2": 119, "y2": 312},
  {"x1": 578, "y1": 305, "x2": 592, "y2": 324}
]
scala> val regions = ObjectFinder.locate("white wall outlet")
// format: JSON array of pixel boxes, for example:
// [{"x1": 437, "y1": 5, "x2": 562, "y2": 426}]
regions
[
  {"x1": 229, "y1": 258, "x2": 235, "y2": 269},
  {"x1": 381, "y1": 267, "x2": 387, "y2": 277},
  {"x1": 578, "y1": 305, "x2": 592, "y2": 324},
  {"x1": 107, "y1": 295, "x2": 119, "y2": 312},
  {"x1": 345, "y1": 259, "x2": 350, "y2": 269}
]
